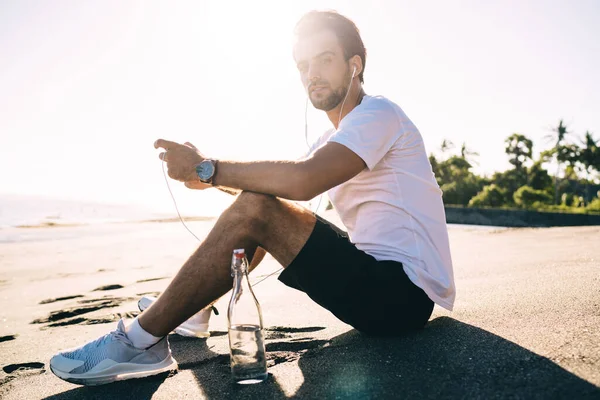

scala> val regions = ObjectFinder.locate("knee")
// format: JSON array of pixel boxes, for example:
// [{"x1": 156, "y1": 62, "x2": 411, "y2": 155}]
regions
[{"x1": 227, "y1": 192, "x2": 277, "y2": 231}]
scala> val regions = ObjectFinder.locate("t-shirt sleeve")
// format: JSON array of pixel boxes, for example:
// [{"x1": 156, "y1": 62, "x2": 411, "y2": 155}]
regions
[
  {"x1": 327, "y1": 100, "x2": 402, "y2": 170},
  {"x1": 298, "y1": 129, "x2": 335, "y2": 160}
]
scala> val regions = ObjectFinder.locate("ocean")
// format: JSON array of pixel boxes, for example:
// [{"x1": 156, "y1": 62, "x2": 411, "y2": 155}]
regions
[
  {"x1": 0, "y1": 193, "x2": 502, "y2": 244},
  {"x1": 0, "y1": 193, "x2": 174, "y2": 229}
]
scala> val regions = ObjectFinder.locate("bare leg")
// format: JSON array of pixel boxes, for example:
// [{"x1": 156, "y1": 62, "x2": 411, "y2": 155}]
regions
[
  {"x1": 138, "y1": 192, "x2": 315, "y2": 337},
  {"x1": 249, "y1": 246, "x2": 268, "y2": 270},
  {"x1": 196, "y1": 246, "x2": 267, "y2": 310},
  {"x1": 197, "y1": 246, "x2": 267, "y2": 310}
]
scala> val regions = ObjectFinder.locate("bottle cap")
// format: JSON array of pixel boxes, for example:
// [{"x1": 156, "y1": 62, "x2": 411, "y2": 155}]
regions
[{"x1": 233, "y1": 248, "x2": 245, "y2": 259}]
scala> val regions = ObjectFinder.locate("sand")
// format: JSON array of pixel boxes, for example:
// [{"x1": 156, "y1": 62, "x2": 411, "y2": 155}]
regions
[{"x1": 0, "y1": 211, "x2": 599, "y2": 399}]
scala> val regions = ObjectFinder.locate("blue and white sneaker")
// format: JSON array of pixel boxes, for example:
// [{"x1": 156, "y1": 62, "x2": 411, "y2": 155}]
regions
[{"x1": 49, "y1": 319, "x2": 177, "y2": 386}]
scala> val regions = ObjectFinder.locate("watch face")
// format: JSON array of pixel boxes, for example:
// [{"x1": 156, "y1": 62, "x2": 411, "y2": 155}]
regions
[{"x1": 197, "y1": 161, "x2": 214, "y2": 181}]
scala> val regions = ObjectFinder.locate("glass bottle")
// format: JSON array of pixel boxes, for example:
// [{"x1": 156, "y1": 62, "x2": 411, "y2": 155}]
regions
[{"x1": 227, "y1": 248, "x2": 267, "y2": 384}]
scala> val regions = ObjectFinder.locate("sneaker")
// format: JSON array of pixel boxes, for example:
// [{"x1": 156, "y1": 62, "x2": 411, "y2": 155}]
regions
[
  {"x1": 49, "y1": 319, "x2": 177, "y2": 386},
  {"x1": 138, "y1": 296, "x2": 213, "y2": 338}
]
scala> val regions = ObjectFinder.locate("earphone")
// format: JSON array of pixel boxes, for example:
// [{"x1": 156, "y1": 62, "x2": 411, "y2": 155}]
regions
[
  {"x1": 304, "y1": 62, "x2": 358, "y2": 212},
  {"x1": 337, "y1": 63, "x2": 357, "y2": 126},
  {"x1": 305, "y1": 62, "x2": 358, "y2": 145}
]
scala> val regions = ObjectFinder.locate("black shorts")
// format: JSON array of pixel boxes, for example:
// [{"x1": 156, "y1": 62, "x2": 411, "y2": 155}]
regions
[{"x1": 278, "y1": 215, "x2": 434, "y2": 336}]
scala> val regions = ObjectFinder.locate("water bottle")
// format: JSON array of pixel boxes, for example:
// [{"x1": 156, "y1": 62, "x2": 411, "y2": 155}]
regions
[{"x1": 227, "y1": 248, "x2": 267, "y2": 384}]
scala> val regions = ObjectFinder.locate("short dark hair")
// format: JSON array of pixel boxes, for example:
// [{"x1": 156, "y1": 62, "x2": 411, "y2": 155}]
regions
[{"x1": 295, "y1": 10, "x2": 367, "y2": 83}]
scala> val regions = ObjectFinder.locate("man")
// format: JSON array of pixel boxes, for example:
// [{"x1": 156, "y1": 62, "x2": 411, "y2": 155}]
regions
[{"x1": 49, "y1": 10, "x2": 455, "y2": 385}]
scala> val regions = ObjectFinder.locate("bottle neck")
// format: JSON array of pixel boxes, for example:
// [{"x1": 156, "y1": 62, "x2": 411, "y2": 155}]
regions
[
  {"x1": 231, "y1": 256, "x2": 247, "y2": 277},
  {"x1": 228, "y1": 254, "x2": 263, "y2": 328},
  {"x1": 232, "y1": 255, "x2": 251, "y2": 292}
]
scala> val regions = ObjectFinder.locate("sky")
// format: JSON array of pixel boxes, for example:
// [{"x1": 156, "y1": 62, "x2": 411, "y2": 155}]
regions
[{"x1": 1, "y1": 0, "x2": 599, "y2": 216}]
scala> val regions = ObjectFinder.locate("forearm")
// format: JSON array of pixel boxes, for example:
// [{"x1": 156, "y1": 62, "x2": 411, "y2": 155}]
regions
[{"x1": 213, "y1": 160, "x2": 311, "y2": 200}]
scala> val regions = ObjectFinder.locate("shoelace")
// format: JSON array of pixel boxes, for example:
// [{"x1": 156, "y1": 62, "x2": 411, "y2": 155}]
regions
[
  {"x1": 97, "y1": 327, "x2": 133, "y2": 347},
  {"x1": 64, "y1": 325, "x2": 134, "y2": 361}
]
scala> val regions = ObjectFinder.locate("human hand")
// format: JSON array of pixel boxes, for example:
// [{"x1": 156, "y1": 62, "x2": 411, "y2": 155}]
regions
[
  {"x1": 154, "y1": 139, "x2": 204, "y2": 183},
  {"x1": 181, "y1": 142, "x2": 212, "y2": 190}
]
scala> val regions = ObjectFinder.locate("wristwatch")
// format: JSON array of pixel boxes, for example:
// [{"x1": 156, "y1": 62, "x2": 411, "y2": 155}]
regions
[{"x1": 195, "y1": 159, "x2": 218, "y2": 184}]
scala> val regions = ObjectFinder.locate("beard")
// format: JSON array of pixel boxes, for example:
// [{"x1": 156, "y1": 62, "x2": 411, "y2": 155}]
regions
[{"x1": 309, "y1": 68, "x2": 353, "y2": 111}]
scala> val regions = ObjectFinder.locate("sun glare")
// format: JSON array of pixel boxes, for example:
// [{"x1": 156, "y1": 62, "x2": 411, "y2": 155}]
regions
[{"x1": 1, "y1": 1, "x2": 598, "y2": 218}]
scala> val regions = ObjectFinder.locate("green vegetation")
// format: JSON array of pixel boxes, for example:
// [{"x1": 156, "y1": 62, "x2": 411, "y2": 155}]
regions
[{"x1": 430, "y1": 120, "x2": 600, "y2": 214}]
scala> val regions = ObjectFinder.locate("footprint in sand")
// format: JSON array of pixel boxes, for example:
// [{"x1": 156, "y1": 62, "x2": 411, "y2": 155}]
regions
[
  {"x1": 45, "y1": 311, "x2": 140, "y2": 328},
  {"x1": 32, "y1": 300, "x2": 120, "y2": 324},
  {"x1": 261, "y1": 327, "x2": 329, "y2": 367},
  {"x1": 266, "y1": 351, "x2": 304, "y2": 367},
  {"x1": 2, "y1": 362, "x2": 45, "y2": 375},
  {"x1": 268, "y1": 326, "x2": 326, "y2": 333},
  {"x1": 32, "y1": 295, "x2": 135, "y2": 325},
  {"x1": 266, "y1": 339, "x2": 329, "y2": 352},
  {"x1": 39, "y1": 295, "x2": 84, "y2": 304},
  {"x1": 93, "y1": 284, "x2": 124, "y2": 291},
  {"x1": 264, "y1": 338, "x2": 331, "y2": 368},
  {"x1": 136, "y1": 277, "x2": 169, "y2": 283},
  {"x1": 0, "y1": 335, "x2": 17, "y2": 343},
  {"x1": 33, "y1": 295, "x2": 140, "y2": 329},
  {"x1": 2, "y1": 363, "x2": 46, "y2": 386},
  {"x1": 264, "y1": 326, "x2": 326, "y2": 340},
  {"x1": 77, "y1": 296, "x2": 135, "y2": 305}
]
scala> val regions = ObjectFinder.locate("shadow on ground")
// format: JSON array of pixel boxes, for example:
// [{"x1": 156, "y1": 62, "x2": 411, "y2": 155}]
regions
[
  {"x1": 43, "y1": 317, "x2": 600, "y2": 399},
  {"x1": 41, "y1": 374, "x2": 169, "y2": 400}
]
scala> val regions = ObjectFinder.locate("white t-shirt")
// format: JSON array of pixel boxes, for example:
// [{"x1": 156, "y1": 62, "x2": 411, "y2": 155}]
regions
[{"x1": 307, "y1": 95, "x2": 455, "y2": 310}]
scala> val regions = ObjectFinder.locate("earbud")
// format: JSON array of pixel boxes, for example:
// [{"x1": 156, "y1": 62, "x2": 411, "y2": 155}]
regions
[{"x1": 352, "y1": 65, "x2": 357, "y2": 79}]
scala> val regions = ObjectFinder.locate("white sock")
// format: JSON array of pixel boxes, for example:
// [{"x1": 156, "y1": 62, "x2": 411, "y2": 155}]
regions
[{"x1": 124, "y1": 318, "x2": 162, "y2": 349}]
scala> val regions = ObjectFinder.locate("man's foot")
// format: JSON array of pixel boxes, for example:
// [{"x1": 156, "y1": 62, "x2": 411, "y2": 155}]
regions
[
  {"x1": 138, "y1": 296, "x2": 212, "y2": 338},
  {"x1": 49, "y1": 319, "x2": 177, "y2": 386}
]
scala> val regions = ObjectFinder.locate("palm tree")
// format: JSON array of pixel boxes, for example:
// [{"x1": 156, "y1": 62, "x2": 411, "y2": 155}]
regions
[
  {"x1": 505, "y1": 133, "x2": 533, "y2": 173},
  {"x1": 439, "y1": 139, "x2": 455, "y2": 159},
  {"x1": 544, "y1": 120, "x2": 570, "y2": 204},
  {"x1": 579, "y1": 131, "x2": 600, "y2": 203},
  {"x1": 556, "y1": 143, "x2": 582, "y2": 203},
  {"x1": 556, "y1": 143, "x2": 581, "y2": 175},
  {"x1": 460, "y1": 142, "x2": 479, "y2": 165}
]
